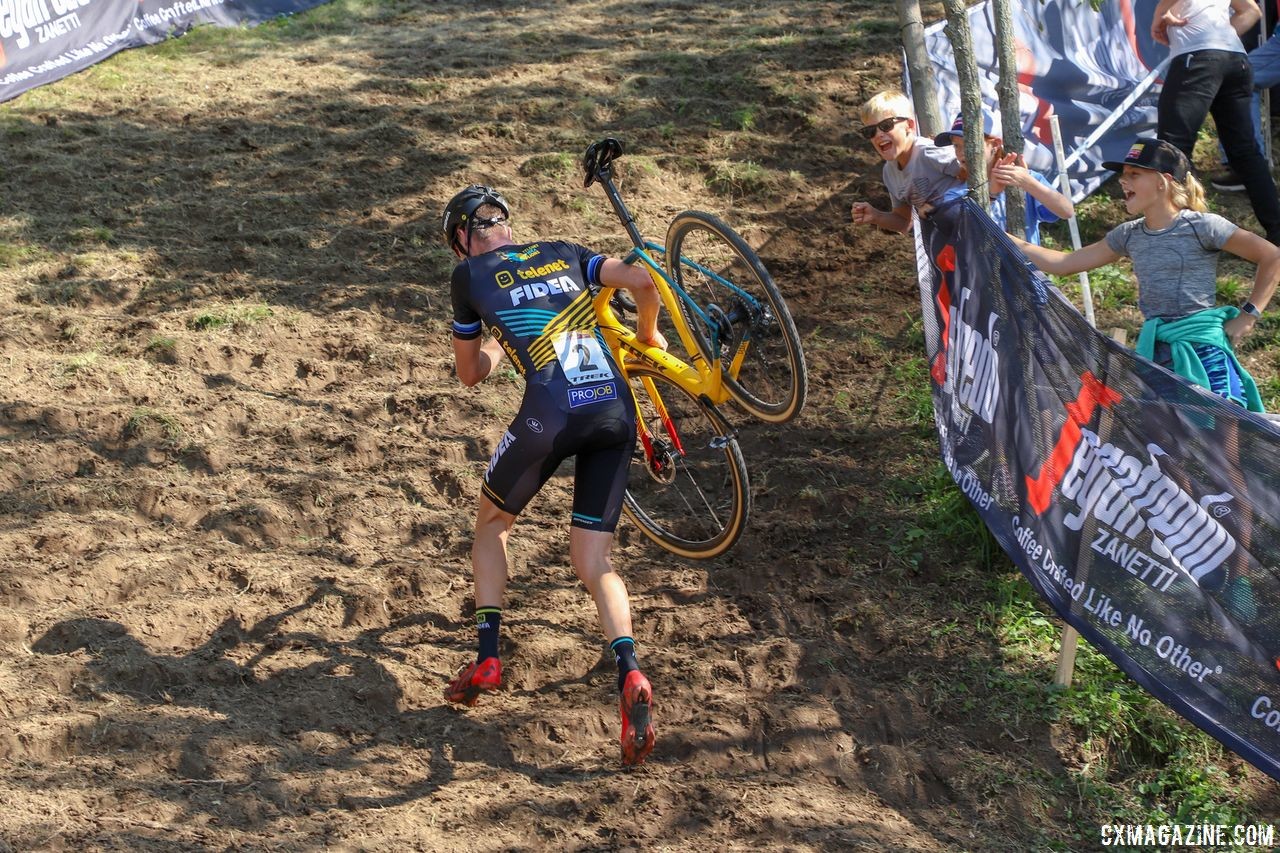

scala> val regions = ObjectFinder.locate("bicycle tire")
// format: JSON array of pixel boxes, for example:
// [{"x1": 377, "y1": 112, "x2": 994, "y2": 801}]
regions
[
  {"x1": 622, "y1": 366, "x2": 750, "y2": 559},
  {"x1": 664, "y1": 211, "x2": 807, "y2": 424}
]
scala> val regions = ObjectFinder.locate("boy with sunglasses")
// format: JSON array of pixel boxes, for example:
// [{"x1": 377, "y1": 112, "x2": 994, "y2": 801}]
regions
[{"x1": 851, "y1": 90, "x2": 964, "y2": 233}]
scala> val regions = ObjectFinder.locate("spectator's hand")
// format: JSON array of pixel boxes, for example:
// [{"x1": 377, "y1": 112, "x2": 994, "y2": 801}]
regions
[
  {"x1": 1225, "y1": 313, "x2": 1258, "y2": 347},
  {"x1": 991, "y1": 152, "x2": 1030, "y2": 194},
  {"x1": 851, "y1": 201, "x2": 878, "y2": 226},
  {"x1": 917, "y1": 201, "x2": 936, "y2": 219},
  {"x1": 1151, "y1": 9, "x2": 1188, "y2": 46}
]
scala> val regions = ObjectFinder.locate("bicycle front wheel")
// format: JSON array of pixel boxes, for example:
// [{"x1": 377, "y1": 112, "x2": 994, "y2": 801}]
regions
[
  {"x1": 623, "y1": 366, "x2": 750, "y2": 559},
  {"x1": 664, "y1": 211, "x2": 807, "y2": 424}
]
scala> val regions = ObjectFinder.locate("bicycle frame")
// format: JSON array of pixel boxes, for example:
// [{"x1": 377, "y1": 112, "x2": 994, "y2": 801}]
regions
[{"x1": 588, "y1": 169, "x2": 730, "y2": 408}]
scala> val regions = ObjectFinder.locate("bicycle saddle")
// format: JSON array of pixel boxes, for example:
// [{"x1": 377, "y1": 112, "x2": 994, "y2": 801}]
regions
[{"x1": 582, "y1": 138, "x2": 624, "y2": 188}]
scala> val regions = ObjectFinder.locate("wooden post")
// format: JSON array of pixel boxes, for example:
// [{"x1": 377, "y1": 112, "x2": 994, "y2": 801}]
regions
[
  {"x1": 1053, "y1": 326, "x2": 1128, "y2": 688},
  {"x1": 942, "y1": 0, "x2": 990, "y2": 210},
  {"x1": 992, "y1": 0, "x2": 1026, "y2": 236},
  {"x1": 896, "y1": 0, "x2": 943, "y2": 138}
]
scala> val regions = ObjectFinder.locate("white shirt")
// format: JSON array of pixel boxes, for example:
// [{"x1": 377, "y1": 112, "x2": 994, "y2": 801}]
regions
[{"x1": 1166, "y1": 0, "x2": 1246, "y2": 57}]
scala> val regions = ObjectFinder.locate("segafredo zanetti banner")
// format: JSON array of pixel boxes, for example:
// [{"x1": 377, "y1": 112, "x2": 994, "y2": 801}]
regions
[
  {"x1": 922, "y1": 0, "x2": 1169, "y2": 201},
  {"x1": 916, "y1": 198, "x2": 1280, "y2": 781},
  {"x1": 0, "y1": 0, "x2": 328, "y2": 103}
]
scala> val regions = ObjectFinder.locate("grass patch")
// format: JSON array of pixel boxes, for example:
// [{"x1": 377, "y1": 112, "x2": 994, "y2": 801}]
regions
[
  {"x1": 54, "y1": 352, "x2": 99, "y2": 376},
  {"x1": 972, "y1": 572, "x2": 1265, "y2": 830},
  {"x1": 888, "y1": 462, "x2": 1002, "y2": 573},
  {"x1": 0, "y1": 241, "x2": 36, "y2": 267},
  {"x1": 705, "y1": 159, "x2": 769, "y2": 198},
  {"x1": 126, "y1": 407, "x2": 184, "y2": 445},
  {"x1": 188, "y1": 303, "x2": 274, "y2": 331},
  {"x1": 145, "y1": 336, "x2": 178, "y2": 364},
  {"x1": 518, "y1": 152, "x2": 576, "y2": 181},
  {"x1": 1054, "y1": 261, "x2": 1137, "y2": 315}
]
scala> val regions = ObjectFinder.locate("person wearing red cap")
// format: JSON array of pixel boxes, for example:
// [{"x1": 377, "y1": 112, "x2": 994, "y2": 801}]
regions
[{"x1": 1012, "y1": 137, "x2": 1280, "y2": 410}]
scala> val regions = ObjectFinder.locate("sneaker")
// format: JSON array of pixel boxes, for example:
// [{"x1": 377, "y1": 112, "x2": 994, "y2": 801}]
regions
[
  {"x1": 619, "y1": 670, "x2": 656, "y2": 766},
  {"x1": 444, "y1": 657, "x2": 502, "y2": 707},
  {"x1": 1209, "y1": 168, "x2": 1245, "y2": 192}
]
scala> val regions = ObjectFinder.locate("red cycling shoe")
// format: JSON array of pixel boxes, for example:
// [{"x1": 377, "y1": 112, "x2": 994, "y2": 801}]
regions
[
  {"x1": 620, "y1": 670, "x2": 656, "y2": 766},
  {"x1": 444, "y1": 657, "x2": 502, "y2": 707}
]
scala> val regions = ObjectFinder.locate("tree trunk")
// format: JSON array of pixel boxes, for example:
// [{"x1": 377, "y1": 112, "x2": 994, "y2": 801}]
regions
[
  {"x1": 993, "y1": 0, "x2": 1026, "y2": 236},
  {"x1": 942, "y1": 0, "x2": 990, "y2": 209},
  {"x1": 896, "y1": 0, "x2": 943, "y2": 138}
]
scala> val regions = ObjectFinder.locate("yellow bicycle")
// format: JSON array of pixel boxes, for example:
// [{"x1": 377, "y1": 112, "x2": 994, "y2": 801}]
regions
[{"x1": 582, "y1": 138, "x2": 807, "y2": 559}]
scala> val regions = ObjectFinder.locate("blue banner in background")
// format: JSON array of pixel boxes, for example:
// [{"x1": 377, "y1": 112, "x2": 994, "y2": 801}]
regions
[
  {"x1": 0, "y1": 0, "x2": 329, "y2": 103},
  {"x1": 916, "y1": 198, "x2": 1280, "y2": 782},
  {"x1": 923, "y1": 0, "x2": 1168, "y2": 201}
]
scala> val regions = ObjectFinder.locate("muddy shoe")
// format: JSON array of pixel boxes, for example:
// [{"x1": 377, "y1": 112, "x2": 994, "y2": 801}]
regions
[
  {"x1": 620, "y1": 669, "x2": 656, "y2": 766},
  {"x1": 444, "y1": 657, "x2": 502, "y2": 707}
]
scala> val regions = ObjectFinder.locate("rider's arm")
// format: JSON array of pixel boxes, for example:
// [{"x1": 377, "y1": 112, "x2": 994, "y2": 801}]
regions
[
  {"x1": 453, "y1": 335, "x2": 504, "y2": 387},
  {"x1": 450, "y1": 260, "x2": 504, "y2": 386},
  {"x1": 598, "y1": 258, "x2": 667, "y2": 349}
]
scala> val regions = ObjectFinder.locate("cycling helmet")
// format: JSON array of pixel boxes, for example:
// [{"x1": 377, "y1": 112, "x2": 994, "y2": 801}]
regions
[{"x1": 441, "y1": 184, "x2": 511, "y2": 254}]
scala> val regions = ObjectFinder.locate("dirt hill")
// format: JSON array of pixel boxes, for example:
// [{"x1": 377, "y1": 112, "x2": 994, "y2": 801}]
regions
[{"x1": 1, "y1": 1, "x2": 1276, "y2": 850}]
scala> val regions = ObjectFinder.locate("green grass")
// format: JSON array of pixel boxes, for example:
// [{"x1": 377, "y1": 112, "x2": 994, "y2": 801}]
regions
[
  {"x1": 55, "y1": 352, "x2": 99, "y2": 375},
  {"x1": 126, "y1": 407, "x2": 184, "y2": 445},
  {"x1": 887, "y1": 462, "x2": 1001, "y2": 573},
  {"x1": 188, "y1": 303, "x2": 274, "y2": 331},
  {"x1": 518, "y1": 152, "x2": 576, "y2": 182},
  {"x1": 1054, "y1": 262, "x2": 1136, "y2": 313},
  {"x1": 973, "y1": 570, "x2": 1263, "y2": 831},
  {"x1": 705, "y1": 159, "x2": 769, "y2": 198}
]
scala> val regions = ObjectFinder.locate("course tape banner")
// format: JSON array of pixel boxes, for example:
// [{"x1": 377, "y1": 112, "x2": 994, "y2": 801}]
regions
[
  {"x1": 923, "y1": 0, "x2": 1167, "y2": 201},
  {"x1": 917, "y1": 198, "x2": 1280, "y2": 781},
  {"x1": 0, "y1": 0, "x2": 328, "y2": 103}
]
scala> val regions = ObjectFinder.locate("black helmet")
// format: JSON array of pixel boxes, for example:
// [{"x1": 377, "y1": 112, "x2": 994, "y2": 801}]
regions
[{"x1": 441, "y1": 184, "x2": 510, "y2": 254}]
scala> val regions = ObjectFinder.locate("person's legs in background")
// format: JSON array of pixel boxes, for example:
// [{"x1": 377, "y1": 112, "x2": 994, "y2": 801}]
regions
[
  {"x1": 1213, "y1": 53, "x2": 1280, "y2": 244},
  {"x1": 1213, "y1": 30, "x2": 1280, "y2": 190},
  {"x1": 1158, "y1": 50, "x2": 1223, "y2": 163}
]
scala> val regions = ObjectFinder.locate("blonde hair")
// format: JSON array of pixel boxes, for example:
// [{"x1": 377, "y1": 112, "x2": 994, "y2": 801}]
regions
[
  {"x1": 860, "y1": 90, "x2": 915, "y2": 126},
  {"x1": 1170, "y1": 172, "x2": 1207, "y2": 212}
]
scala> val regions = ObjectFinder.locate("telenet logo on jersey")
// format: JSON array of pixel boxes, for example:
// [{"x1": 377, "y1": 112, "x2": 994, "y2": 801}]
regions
[
  {"x1": 495, "y1": 258, "x2": 569, "y2": 288},
  {"x1": 517, "y1": 259, "x2": 570, "y2": 280}
]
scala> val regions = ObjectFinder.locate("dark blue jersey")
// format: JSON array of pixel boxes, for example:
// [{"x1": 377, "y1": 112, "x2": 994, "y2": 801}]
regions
[
  {"x1": 450, "y1": 240, "x2": 620, "y2": 393},
  {"x1": 450, "y1": 240, "x2": 635, "y2": 531}
]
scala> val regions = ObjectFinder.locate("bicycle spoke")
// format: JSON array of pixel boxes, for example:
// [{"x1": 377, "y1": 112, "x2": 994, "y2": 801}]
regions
[
  {"x1": 622, "y1": 367, "x2": 748, "y2": 558},
  {"x1": 665, "y1": 211, "x2": 807, "y2": 423}
]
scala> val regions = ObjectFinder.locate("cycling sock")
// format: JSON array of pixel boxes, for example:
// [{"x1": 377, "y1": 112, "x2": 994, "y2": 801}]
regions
[
  {"x1": 476, "y1": 607, "x2": 502, "y2": 662},
  {"x1": 611, "y1": 636, "x2": 639, "y2": 691}
]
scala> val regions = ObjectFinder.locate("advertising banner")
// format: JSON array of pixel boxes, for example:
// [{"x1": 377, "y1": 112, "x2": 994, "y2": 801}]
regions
[
  {"x1": 923, "y1": 0, "x2": 1168, "y2": 200},
  {"x1": 0, "y1": 0, "x2": 329, "y2": 103},
  {"x1": 917, "y1": 198, "x2": 1280, "y2": 781}
]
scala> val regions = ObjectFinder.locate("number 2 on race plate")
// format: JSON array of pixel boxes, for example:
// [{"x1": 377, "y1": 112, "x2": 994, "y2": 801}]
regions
[{"x1": 555, "y1": 331, "x2": 615, "y2": 385}]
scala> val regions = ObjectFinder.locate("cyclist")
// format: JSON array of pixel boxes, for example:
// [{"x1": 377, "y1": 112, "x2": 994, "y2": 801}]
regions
[{"x1": 441, "y1": 184, "x2": 666, "y2": 766}]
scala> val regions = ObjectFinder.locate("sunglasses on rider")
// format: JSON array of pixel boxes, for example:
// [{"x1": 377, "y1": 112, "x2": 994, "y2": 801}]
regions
[
  {"x1": 859, "y1": 116, "x2": 910, "y2": 140},
  {"x1": 470, "y1": 216, "x2": 508, "y2": 231}
]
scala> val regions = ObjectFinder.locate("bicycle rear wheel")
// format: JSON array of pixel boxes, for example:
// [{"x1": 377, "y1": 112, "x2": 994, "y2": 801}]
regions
[
  {"x1": 664, "y1": 211, "x2": 807, "y2": 424},
  {"x1": 623, "y1": 366, "x2": 749, "y2": 559}
]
